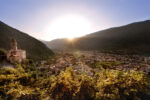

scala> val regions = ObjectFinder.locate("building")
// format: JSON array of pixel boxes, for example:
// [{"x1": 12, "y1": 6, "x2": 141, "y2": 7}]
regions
[{"x1": 7, "y1": 39, "x2": 26, "y2": 63}]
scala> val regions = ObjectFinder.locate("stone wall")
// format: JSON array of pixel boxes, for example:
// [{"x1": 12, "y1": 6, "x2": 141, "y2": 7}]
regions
[{"x1": 7, "y1": 50, "x2": 26, "y2": 63}]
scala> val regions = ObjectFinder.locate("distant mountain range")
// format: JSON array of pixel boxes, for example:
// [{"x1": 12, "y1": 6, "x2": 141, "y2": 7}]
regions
[
  {"x1": 0, "y1": 21, "x2": 54, "y2": 60},
  {"x1": 43, "y1": 38, "x2": 73, "y2": 51},
  {"x1": 45, "y1": 20, "x2": 150, "y2": 55}
]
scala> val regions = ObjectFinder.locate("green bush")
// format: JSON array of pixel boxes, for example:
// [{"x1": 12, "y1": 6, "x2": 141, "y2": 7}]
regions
[
  {"x1": 0, "y1": 48, "x2": 7, "y2": 55},
  {"x1": 50, "y1": 67, "x2": 81, "y2": 100},
  {"x1": 50, "y1": 67, "x2": 150, "y2": 100},
  {"x1": 96, "y1": 61, "x2": 121, "y2": 69},
  {"x1": 94, "y1": 69, "x2": 150, "y2": 100},
  {"x1": 0, "y1": 48, "x2": 7, "y2": 61},
  {"x1": 75, "y1": 75, "x2": 95, "y2": 100}
]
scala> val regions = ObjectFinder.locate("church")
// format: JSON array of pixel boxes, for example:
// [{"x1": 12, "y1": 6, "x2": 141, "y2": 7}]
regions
[{"x1": 7, "y1": 39, "x2": 26, "y2": 63}]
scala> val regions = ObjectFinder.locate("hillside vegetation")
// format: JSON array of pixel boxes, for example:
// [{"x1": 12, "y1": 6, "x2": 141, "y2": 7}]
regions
[{"x1": 0, "y1": 21, "x2": 54, "y2": 60}]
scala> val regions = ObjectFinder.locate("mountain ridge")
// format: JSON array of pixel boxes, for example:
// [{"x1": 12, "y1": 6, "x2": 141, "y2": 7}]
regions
[{"x1": 45, "y1": 20, "x2": 150, "y2": 55}]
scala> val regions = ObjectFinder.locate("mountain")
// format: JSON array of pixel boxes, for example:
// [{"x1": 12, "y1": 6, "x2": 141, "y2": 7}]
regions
[
  {"x1": 43, "y1": 38, "x2": 73, "y2": 51},
  {"x1": 45, "y1": 20, "x2": 150, "y2": 55},
  {"x1": 0, "y1": 21, "x2": 54, "y2": 60}
]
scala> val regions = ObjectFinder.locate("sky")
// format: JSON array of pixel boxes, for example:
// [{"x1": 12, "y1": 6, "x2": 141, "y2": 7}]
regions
[{"x1": 0, "y1": 0, "x2": 150, "y2": 41}]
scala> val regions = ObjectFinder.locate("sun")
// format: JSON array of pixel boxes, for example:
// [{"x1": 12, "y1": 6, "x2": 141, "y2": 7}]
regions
[
  {"x1": 44, "y1": 15, "x2": 93, "y2": 40},
  {"x1": 67, "y1": 37, "x2": 74, "y2": 41}
]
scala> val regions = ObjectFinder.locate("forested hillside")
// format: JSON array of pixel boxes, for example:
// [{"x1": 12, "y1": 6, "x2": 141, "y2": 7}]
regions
[{"x1": 0, "y1": 21, "x2": 54, "y2": 60}]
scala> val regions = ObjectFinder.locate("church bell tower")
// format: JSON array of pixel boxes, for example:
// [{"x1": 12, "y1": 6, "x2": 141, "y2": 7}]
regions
[{"x1": 10, "y1": 38, "x2": 18, "y2": 50}]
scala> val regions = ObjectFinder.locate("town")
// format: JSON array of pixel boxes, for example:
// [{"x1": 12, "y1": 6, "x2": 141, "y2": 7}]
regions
[{"x1": 38, "y1": 51, "x2": 150, "y2": 76}]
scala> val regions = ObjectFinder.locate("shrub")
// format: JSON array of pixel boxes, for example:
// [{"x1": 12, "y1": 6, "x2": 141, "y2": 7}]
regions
[
  {"x1": 96, "y1": 61, "x2": 121, "y2": 69},
  {"x1": 0, "y1": 48, "x2": 7, "y2": 61},
  {"x1": 50, "y1": 67, "x2": 81, "y2": 100},
  {"x1": 75, "y1": 75, "x2": 95, "y2": 100},
  {"x1": 94, "y1": 69, "x2": 150, "y2": 100},
  {"x1": 0, "y1": 66, "x2": 35, "y2": 99}
]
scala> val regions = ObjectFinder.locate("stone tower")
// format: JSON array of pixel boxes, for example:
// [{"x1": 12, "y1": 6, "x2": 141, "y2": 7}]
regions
[{"x1": 10, "y1": 38, "x2": 18, "y2": 50}]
